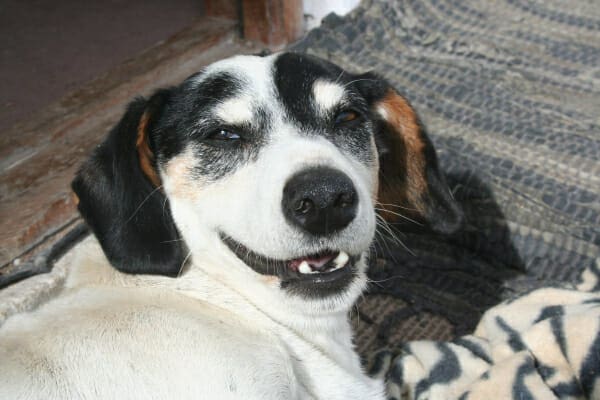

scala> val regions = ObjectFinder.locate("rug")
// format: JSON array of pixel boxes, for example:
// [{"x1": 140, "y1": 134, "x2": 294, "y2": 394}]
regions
[{"x1": 290, "y1": 0, "x2": 600, "y2": 358}]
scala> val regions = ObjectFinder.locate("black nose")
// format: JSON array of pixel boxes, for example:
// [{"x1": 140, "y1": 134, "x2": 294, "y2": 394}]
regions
[{"x1": 282, "y1": 167, "x2": 358, "y2": 236}]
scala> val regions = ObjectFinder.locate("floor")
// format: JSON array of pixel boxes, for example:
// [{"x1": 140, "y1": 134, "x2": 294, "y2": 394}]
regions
[{"x1": 0, "y1": 0, "x2": 203, "y2": 132}]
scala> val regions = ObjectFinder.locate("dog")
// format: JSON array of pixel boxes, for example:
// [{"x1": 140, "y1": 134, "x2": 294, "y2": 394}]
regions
[{"x1": 0, "y1": 52, "x2": 462, "y2": 399}]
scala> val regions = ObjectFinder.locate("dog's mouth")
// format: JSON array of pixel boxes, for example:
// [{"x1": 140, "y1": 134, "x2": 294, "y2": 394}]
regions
[
  {"x1": 288, "y1": 251, "x2": 350, "y2": 274},
  {"x1": 220, "y1": 234, "x2": 358, "y2": 294}
]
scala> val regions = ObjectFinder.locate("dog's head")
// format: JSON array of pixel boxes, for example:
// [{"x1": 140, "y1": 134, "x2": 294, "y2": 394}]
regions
[{"x1": 73, "y1": 53, "x2": 462, "y2": 313}]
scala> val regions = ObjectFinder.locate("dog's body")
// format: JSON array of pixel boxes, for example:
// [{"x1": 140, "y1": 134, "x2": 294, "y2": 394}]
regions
[
  {"x1": 1, "y1": 237, "x2": 378, "y2": 399},
  {"x1": 0, "y1": 52, "x2": 461, "y2": 399}
]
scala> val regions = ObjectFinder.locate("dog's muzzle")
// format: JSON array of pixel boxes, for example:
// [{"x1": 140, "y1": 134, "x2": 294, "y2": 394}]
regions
[
  {"x1": 221, "y1": 234, "x2": 360, "y2": 298},
  {"x1": 220, "y1": 167, "x2": 363, "y2": 297},
  {"x1": 282, "y1": 167, "x2": 358, "y2": 236}
]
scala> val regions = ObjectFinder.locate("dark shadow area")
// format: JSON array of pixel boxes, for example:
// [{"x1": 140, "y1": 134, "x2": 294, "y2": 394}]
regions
[{"x1": 363, "y1": 172, "x2": 525, "y2": 346}]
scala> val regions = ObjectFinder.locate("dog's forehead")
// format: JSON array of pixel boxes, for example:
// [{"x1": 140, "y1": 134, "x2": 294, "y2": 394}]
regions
[
  {"x1": 188, "y1": 55, "x2": 274, "y2": 127},
  {"x1": 192, "y1": 53, "x2": 350, "y2": 123},
  {"x1": 199, "y1": 54, "x2": 274, "y2": 98},
  {"x1": 273, "y1": 53, "x2": 352, "y2": 125}
]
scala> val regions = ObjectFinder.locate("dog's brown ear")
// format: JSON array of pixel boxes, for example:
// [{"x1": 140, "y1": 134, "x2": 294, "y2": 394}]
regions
[
  {"x1": 72, "y1": 89, "x2": 185, "y2": 276},
  {"x1": 356, "y1": 73, "x2": 463, "y2": 234}
]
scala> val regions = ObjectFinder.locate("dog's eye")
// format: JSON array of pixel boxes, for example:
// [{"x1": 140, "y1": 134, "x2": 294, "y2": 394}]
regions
[
  {"x1": 334, "y1": 110, "x2": 360, "y2": 125},
  {"x1": 207, "y1": 129, "x2": 241, "y2": 141}
]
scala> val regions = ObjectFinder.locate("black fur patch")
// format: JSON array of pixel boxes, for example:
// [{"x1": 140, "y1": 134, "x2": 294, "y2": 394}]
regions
[
  {"x1": 72, "y1": 92, "x2": 185, "y2": 276},
  {"x1": 273, "y1": 53, "x2": 375, "y2": 164},
  {"x1": 153, "y1": 73, "x2": 266, "y2": 181}
]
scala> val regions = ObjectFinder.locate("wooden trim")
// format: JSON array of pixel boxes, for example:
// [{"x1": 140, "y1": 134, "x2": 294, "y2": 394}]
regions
[
  {"x1": 204, "y1": 0, "x2": 240, "y2": 20},
  {"x1": 241, "y1": 0, "x2": 304, "y2": 47},
  {"x1": 206, "y1": 0, "x2": 305, "y2": 47}
]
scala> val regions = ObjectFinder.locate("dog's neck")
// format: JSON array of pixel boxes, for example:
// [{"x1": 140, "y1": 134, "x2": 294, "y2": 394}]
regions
[
  {"x1": 70, "y1": 240, "x2": 359, "y2": 371},
  {"x1": 180, "y1": 265, "x2": 360, "y2": 373},
  {"x1": 67, "y1": 237, "x2": 363, "y2": 374},
  {"x1": 176, "y1": 260, "x2": 358, "y2": 362}
]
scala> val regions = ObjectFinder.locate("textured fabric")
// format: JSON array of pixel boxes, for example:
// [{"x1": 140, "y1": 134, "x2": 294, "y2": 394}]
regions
[
  {"x1": 1, "y1": 1, "x2": 598, "y2": 398},
  {"x1": 293, "y1": 0, "x2": 600, "y2": 356},
  {"x1": 372, "y1": 267, "x2": 600, "y2": 399}
]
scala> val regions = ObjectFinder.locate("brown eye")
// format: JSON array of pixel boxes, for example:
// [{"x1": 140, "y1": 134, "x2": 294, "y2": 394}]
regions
[{"x1": 334, "y1": 110, "x2": 359, "y2": 125}]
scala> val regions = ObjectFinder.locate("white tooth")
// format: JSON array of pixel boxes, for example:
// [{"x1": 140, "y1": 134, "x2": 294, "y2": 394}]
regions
[
  {"x1": 333, "y1": 251, "x2": 349, "y2": 269},
  {"x1": 298, "y1": 261, "x2": 312, "y2": 274}
]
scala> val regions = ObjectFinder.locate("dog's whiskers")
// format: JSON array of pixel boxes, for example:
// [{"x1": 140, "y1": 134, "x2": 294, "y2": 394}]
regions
[
  {"x1": 341, "y1": 78, "x2": 378, "y2": 89},
  {"x1": 370, "y1": 238, "x2": 380, "y2": 261},
  {"x1": 374, "y1": 207, "x2": 422, "y2": 226},
  {"x1": 375, "y1": 214, "x2": 415, "y2": 256},
  {"x1": 366, "y1": 274, "x2": 405, "y2": 285},
  {"x1": 373, "y1": 228, "x2": 393, "y2": 261},
  {"x1": 177, "y1": 250, "x2": 193, "y2": 277},
  {"x1": 160, "y1": 238, "x2": 185, "y2": 244},
  {"x1": 123, "y1": 185, "x2": 163, "y2": 226},
  {"x1": 375, "y1": 202, "x2": 419, "y2": 212},
  {"x1": 334, "y1": 69, "x2": 346, "y2": 85}
]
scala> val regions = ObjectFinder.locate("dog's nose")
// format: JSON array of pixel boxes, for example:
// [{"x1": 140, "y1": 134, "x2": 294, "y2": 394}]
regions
[{"x1": 282, "y1": 167, "x2": 358, "y2": 236}]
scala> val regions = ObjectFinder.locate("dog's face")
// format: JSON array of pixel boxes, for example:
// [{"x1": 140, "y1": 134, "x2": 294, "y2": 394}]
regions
[
  {"x1": 73, "y1": 53, "x2": 462, "y2": 313},
  {"x1": 160, "y1": 54, "x2": 381, "y2": 305}
]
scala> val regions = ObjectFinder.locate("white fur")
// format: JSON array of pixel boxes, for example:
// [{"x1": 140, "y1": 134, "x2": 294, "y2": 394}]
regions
[
  {"x1": 313, "y1": 79, "x2": 346, "y2": 114},
  {"x1": 214, "y1": 96, "x2": 254, "y2": 125},
  {"x1": 0, "y1": 54, "x2": 386, "y2": 400},
  {"x1": 376, "y1": 104, "x2": 389, "y2": 120}
]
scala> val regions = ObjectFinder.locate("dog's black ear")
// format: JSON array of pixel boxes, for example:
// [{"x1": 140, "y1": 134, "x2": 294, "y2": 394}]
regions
[
  {"x1": 72, "y1": 90, "x2": 185, "y2": 276},
  {"x1": 356, "y1": 73, "x2": 463, "y2": 234}
]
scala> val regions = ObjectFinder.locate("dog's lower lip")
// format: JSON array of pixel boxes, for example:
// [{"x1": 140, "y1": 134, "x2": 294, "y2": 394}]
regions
[{"x1": 219, "y1": 234, "x2": 355, "y2": 282}]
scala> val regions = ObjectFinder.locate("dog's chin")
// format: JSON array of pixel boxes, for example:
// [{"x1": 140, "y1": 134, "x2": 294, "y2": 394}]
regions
[{"x1": 220, "y1": 233, "x2": 361, "y2": 298}]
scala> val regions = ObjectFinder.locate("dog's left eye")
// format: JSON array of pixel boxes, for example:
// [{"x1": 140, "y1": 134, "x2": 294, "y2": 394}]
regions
[
  {"x1": 334, "y1": 110, "x2": 360, "y2": 125},
  {"x1": 206, "y1": 129, "x2": 241, "y2": 141}
]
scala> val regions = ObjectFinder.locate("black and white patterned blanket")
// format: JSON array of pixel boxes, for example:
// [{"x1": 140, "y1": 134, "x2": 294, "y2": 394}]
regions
[{"x1": 368, "y1": 269, "x2": 600, "y2": 399}]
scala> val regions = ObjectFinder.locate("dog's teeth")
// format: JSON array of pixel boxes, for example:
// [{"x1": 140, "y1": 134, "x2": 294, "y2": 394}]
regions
[
  {"x1": 298, "y1": 261, "x2": 312, "y2": 274},
  {"x1": 333, "y1": 251, "x2": 349, "y2": 269}
]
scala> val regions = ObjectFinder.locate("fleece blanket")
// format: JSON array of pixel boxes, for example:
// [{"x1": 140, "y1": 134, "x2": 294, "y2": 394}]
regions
[{"x1": 367, "y1": 268, "x2": 600, "y2": 399}]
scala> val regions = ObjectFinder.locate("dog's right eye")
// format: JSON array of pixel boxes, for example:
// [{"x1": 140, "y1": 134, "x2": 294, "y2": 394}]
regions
[
  {"x1": 206, "y1": 129, "x2": 241, "y2": 141},
  {"x1": 334, "y1": 110, "x2": 361, "y2": 126}
]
